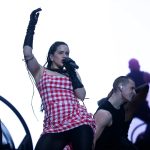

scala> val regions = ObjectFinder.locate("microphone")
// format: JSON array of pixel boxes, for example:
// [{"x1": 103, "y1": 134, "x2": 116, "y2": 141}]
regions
[
  {"x1": 63, "y1": 58, "x2": 79, "y2": 69},
  {"x1": 69, "y1": 62, "x2": 79, "y2": 69}
]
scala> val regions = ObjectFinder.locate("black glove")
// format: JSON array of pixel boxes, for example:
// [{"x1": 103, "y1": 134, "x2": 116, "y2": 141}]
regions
[
  {"x1": 23, "y1": 8, "x2": 42, "y2": 48},
  {"x1": 63, "y1": 57, "x2": 79, "y2": 70},
  {"x1": 63, "y1": 58, "x2": 83, "y2": 90}
]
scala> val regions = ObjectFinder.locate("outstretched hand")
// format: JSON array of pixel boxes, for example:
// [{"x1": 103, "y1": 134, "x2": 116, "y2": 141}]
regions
[
  {"x1": 23, "y1": 8, "x2": 42, "y2": 48},
  {"x1": 29, "y1": 8, "x2": 42, "y2": 25}
]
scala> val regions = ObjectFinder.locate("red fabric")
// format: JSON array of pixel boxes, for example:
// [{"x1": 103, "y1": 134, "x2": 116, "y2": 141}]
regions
[{"x1": 37, "y1": 69, "x2": 95, "y2": 133}]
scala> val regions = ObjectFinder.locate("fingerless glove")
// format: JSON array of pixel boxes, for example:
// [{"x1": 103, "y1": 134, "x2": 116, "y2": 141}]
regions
[{"x1": 63, "y1": 58, "x2": 83, "y2": 90}]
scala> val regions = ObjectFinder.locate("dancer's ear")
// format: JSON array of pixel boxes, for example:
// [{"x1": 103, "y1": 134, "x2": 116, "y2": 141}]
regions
[{"x1": 119, "y1": 85, "x2": 123, "y2": 92}]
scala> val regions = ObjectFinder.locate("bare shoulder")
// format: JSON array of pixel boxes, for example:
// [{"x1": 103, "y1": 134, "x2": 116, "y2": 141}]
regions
[{"x1": 94, "y1": 109, "x2": 112, "y2": 127}]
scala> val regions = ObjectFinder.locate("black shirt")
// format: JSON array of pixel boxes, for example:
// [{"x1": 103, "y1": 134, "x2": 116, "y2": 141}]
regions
[{"x1": 95, "y1": 98, "x2": 125, "y2": 150}]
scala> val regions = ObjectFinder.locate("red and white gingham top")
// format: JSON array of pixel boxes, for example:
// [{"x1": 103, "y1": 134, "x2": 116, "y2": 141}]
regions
[{"x1": 37, "y1": 69, "x2": 95, "y2": 133}]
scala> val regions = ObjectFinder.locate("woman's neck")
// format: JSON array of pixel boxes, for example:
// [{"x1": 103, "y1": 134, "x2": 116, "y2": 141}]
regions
[{"x1": 49, "y1": 67, "x2": 67, "y2": 75}]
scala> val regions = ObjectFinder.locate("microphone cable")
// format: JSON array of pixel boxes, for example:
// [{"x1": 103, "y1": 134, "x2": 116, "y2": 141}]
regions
[{"x1": 23, "y1": 59, "x2": 39, "y2": 121}]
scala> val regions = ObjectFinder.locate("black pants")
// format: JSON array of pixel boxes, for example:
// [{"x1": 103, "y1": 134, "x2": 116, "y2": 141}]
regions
[{"x1": 35, "y1": 125, "x2": 94, "y2": 150}]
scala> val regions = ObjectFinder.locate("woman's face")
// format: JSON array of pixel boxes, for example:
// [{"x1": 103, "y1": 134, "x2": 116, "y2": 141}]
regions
[{"x1": 50, "y1": 44, "x2": 70, "y2": 68}]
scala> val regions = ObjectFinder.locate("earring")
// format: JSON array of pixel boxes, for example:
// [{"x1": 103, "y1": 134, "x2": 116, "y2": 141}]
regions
[{"x1": 120, "y1": 85, "x2": 123, "y2": 90}]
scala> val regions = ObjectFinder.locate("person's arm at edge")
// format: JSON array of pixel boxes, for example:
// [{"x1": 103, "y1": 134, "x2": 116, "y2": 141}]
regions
[
  {"x1": 23, "y1": 46, "x2": 42, "y2": 80},
  {"x1": 23, "y1": 8, "x2": 43, "y2": 82},
  {"x1": 93, "y1": 109, "x2": 112, "y2": 149}
]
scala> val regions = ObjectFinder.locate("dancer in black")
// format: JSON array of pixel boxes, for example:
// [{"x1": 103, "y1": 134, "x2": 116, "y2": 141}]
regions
[
  {"x1": 126, "y1": 58, "x2": 150, "y2": 149},
  {"x1": 94, "y1": 76, "x2": 136, "y2": 150}
]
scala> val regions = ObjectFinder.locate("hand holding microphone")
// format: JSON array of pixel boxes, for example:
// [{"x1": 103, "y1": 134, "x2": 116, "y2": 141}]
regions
[
  {"x1": 63, "y1": 57, "x2": 79, "y2": 70},
  {"x1": 63, "y1": 57, "x2": 83, "y2": 90}
]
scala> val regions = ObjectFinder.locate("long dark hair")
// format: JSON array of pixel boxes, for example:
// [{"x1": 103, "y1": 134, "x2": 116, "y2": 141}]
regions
[{"x1": 45, "y1": 41, "x2": 68, "y2": 70}]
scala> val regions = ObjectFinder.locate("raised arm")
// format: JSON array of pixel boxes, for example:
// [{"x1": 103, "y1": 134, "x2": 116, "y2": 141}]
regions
[{"x1": 23, "y1": 8, "x2": 42, "y2": 79}]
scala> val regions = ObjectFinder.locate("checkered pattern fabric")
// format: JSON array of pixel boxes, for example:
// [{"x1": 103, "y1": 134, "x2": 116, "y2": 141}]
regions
[{"x1": 37, "y1": 69, "x2": 95, "y2": 133}]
